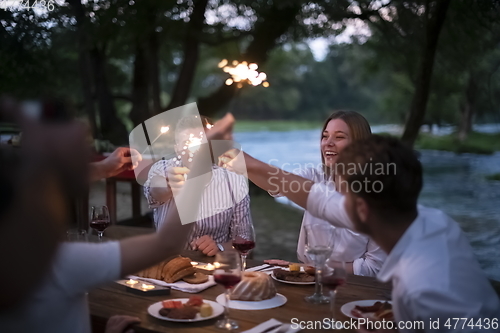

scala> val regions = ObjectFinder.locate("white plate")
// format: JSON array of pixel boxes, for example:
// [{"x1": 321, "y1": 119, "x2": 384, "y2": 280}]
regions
[
  {"x1": 341, "y1": 300, "x2": 392, "y2": 319},
  {"x1": 148, "y1": 299, "x2": 224, "y2": 322},
  {"x1": 216, "y1": 293, "x2": 287, "y2": 310},
  {"x1": 270, "y1": 267, "x2": 315, "y2": 285}
]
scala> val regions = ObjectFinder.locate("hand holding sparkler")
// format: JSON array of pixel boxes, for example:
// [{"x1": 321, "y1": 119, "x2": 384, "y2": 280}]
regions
[{"x1": 166, "y1": 166, "x2": 189, "y2": 197}]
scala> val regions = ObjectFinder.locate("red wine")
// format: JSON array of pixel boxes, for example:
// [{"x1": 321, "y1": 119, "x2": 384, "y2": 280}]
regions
[
  {"x1": 322, "y1": 276, "x2": 345, "y2": 291},
  {"x1": 232, "y1": 240, "x2": 255, "y2": 254},
  {"x1": 90, "y1": 219, "x2": 110, "y2": 232},
  {"x1": 214, "y1": 274, "x2": 241, "y2": 289}
]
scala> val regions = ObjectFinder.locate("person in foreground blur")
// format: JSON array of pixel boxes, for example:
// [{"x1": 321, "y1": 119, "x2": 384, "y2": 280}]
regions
[
  {"x1": 0, "y1": 97, "x2": 90, "y2": 311},
  {"x1": 219, "y1": 126, "x2": 499, "y2": 331},
  {"x1": 0, "y1": 107, "x2": 235, "y2": 333},
  {"x1": 144, "y1": 115, "x2": 251, "y2": 256},
  {"x1": 266, "y1": 111, "x2": 385, "y2": 276},
  {"x1": 0, "y1": 97, "x2": 140, "y2": 311}
]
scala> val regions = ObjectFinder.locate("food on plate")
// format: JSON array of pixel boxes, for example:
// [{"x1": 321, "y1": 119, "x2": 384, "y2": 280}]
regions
[
  {"x1": 351, "y1": 301, "x2": 394, "y2": 321},
  {"x1": 288, "y1": 263, "x2": 300, "y2": 272},
  {"x1": 162, "y1": 300, "x2": 183, "y2": 309},
  {"x1": 273, "y1": 268, "x2": 315, "y2": 283},
  {"x1": 199, "y1": 303, "x2": 213, "y2": 317},
  {"x1": 183, "y1": 272, "x2": 209, "y2": 284},
  {"x1": 230, "y1": 271, "x2": 277, "y2": 301},
  {"x1": 185, "y1": 295, "x2": 204, "y2": 307},
  {"x1": 160, "y1": 305, "x2": 199, "y2": 320},
  {"x1": 264, "y1": 259, "x2": 290, "y2": 266},
  {"x1": 158, "y1": 296, "x2": 212, "y2": 320},
  {"x1": 304, "y1": 266, "x2": 316, "y2": 275}
]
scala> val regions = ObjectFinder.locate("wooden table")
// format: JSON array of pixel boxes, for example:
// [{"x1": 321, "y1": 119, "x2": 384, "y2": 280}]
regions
[{"x1": 89, "y1": 251, "x2": 391, "y2": 333}]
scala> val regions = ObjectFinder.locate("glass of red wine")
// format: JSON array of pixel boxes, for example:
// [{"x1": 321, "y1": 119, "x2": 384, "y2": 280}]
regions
[
  {"x1": 321, "y1": 259, "x2": 347, "y2": 323},
  {"x1": 231, "y1": 222, "x2": 255, "y2": 271},
  {"x1": 89, "y1": 206, "x2": 110, "y2": 241},
  {"x1": 213, "y1": 251, "x2": 242, "y2": 330}
]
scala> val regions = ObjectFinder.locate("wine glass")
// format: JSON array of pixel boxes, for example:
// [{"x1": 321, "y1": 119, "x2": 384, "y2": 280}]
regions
[
  {"x1": 321, "y1": 259, "x2": 347, "y2": 325},
  {"x1": 304, "y1": 222, "x2": 334, "y2": 304},
  {"x1": 231, "y1": 222, "x2": 255, "y2": 271},
  {"x1": 213, "y1": 251, "x2": 242, "y2": 330},
  {"x1": 89, "y1": 206, "x2": 110, "y2": 241}
]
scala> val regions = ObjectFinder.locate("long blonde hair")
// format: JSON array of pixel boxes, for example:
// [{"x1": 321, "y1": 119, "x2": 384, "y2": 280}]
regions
[{"x1": 321, "y1": 110, "x2": 372, "y2": 178}]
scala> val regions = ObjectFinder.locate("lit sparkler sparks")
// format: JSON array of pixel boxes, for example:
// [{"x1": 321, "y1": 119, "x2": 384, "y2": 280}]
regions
[{"x1": 218, "y1": 59, "x2": 269, "y2": 88}]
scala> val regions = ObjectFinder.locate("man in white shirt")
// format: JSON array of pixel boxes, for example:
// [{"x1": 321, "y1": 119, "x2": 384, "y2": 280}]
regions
[{"x1": 221, "y1": 134, "x2": 500, "y2": 332}]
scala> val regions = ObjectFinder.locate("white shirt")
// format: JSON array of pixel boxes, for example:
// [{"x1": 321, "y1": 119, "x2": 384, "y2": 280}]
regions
[
  {"x1": 144, "y1": 159, "x2": 252, "y2": 246},
  {"x1": 271, "y1": 166, "x2": 385, "y2": 276},
  {"x1": 0, "y1": 241, "x2": 121, "y2": 333},
  {"x1": 308, "y1": 183, "x2": 500, "y2": 332}
]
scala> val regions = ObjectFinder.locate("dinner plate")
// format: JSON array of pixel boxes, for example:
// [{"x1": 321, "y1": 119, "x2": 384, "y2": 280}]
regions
[
  {"x1": 341, "y1": 300, "x2": 392, "y2": 319},
  {"x1": 216, "y1": 293, "x2": 287, "y2": 310},
  {"x1": 148, "y1": 299, "x2": 224, "y2": 322},
  {"x1": 270, "y1": 267, "x2": 315, "y2": 285}
]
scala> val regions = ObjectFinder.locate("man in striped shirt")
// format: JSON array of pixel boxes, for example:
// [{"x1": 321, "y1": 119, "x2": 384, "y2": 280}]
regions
[{"x1": 144, "y1": 115, "x2": 253, "y2": 256}]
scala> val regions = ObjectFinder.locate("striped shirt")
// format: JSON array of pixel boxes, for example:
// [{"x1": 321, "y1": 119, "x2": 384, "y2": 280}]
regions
[{"x1": 143, "y1": 159, "x2": 252, "y2": 248}]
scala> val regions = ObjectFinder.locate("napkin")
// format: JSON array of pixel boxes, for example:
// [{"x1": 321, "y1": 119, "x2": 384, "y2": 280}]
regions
[
  {"x1": 127, "y1": 275, "x2": 217, "y2": 293},
  {"x1": 241, "y1": 318, "x2": 301, "y2": 333}
]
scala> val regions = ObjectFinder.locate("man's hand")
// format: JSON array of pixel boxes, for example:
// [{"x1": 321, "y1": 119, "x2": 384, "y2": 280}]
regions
[
  {"x1": 190, "y1": 235, "x2": 219, "y2": 256},
  {"x1": 218, "y1": 148, "x2": 247, "y2": 176},
  {"x1": 90, "y1": 147, "x2": 142, "y2": 181},
  {"x1": 166, "y1": 166, "x2": 189, "y2": 197},
  {"x1": 105, "y1": 315, "x2": 141, "y2": 333}
]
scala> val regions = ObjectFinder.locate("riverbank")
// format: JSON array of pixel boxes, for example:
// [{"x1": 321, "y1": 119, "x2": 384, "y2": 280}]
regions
[{"x1": 416, "y1": 132, "x2": 500, "y2": 155}]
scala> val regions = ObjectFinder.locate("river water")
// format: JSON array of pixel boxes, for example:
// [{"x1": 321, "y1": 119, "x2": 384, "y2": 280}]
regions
[{"x1": 234, "y1": 126, "x2": 500, "y2": 280}]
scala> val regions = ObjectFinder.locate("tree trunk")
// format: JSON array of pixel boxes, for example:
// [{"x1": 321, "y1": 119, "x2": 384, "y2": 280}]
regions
[
  {"x1": 129, "y1": 43, "x2": 150, "y2": 127},
  {"x1": 149, "y1": 31, "x2": 162, "y2": 115},
  {"x1": 90, "y1": 47, "x2": 128, "y2": 144},
  {"x1": 166, "y1": 0, "x2": 209, "y2": 111},
  {"x1": 197, "y1": 2, "x2": 301, "y2": 117},
  {"x1": 458, "y1": 74, "x2": 477, "y2": 141},
  {"x1": 68, "y1": 0, "x2": 97, "y2": 138},
  {"x1": 401, "y1": 0, "x2": 451, "y2": 147}
]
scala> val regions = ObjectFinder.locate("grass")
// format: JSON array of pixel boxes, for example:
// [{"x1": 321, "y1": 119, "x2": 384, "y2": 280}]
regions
[
  {"x1": 486, "y1": 173, "x2": 500, "y2": 181},
  {"x1": 416, "y1": 132, "x2": 500, "y2": 155},
  {"x1": 234, "y1": 120, "x2": 320, "y2": 132},
  {"x1": 249, "y1": 192, "x2": 303, "y2": 262}
]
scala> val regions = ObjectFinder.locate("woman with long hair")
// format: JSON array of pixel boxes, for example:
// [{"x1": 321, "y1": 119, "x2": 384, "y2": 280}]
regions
[{"x1": 223, "y1": 111, "x2": 385, "y2": 276}]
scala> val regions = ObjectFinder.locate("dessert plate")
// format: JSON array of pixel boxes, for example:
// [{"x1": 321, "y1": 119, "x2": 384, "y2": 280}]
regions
[
  {"x1": 215, "y1": 293, "x2": 287, "y2": 310},
  {"x1": 148, "y1": 298, "x2": 224, "y2": 322}
]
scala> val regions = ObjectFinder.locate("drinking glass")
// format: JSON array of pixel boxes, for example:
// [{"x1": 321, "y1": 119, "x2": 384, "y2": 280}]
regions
[
  {"x1": 213, "y1": 251, "x2": 242, "y2": 330},
  {"x1": 89, "y1": 206, "x2": 110, "y2": 241},
  {"x1": 231, "y1": 222, "x2": 255, "y2": 271},
  {"x1": 321, "y1": 259, "x2": 347, "y2": 324},
  {"x1": 304, "y1": 222, "x2": 334, "y2": 304}
]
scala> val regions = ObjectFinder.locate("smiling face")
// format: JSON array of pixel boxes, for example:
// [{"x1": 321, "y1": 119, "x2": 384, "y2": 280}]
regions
[{"x1": 321, "y1": 119, "x2": 352, "y2": 168}]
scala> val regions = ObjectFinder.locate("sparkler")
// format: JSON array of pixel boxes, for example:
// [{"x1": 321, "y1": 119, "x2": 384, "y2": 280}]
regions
[
  {"x1": 141, "y1": 126, "x2": 170, "y2": 156},
  {"x1": 218, "y1": 59, "x2": 269, "y2": 88}
]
